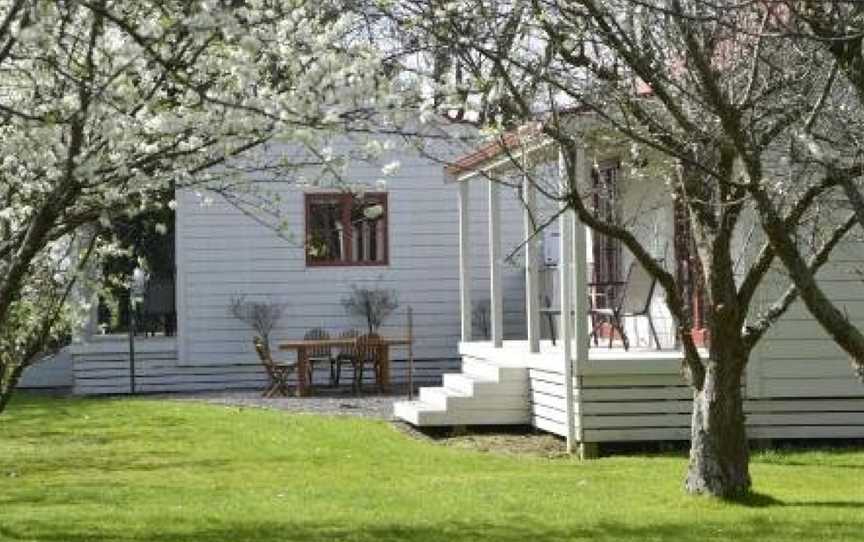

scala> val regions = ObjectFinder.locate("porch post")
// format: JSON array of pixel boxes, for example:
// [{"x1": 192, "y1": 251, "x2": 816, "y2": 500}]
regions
[
  {"x1": 489, "y1": 178, "x2": 504, "y2": 347},
  {"x1": 572, "y1": 146, "x2": 590, "y2": 450},
  {"x1": 573, "y1": 148, "x2": 590, "y2": 365},
  {"x1": 558, "y1": 152, "x2": 577, "y2": 454},
  {"x1": 458, "y1": 180, "x2": 472, "y2": 343},
  {"x1": 523, "y1": 174, "x2": 540, "y2": 353}
]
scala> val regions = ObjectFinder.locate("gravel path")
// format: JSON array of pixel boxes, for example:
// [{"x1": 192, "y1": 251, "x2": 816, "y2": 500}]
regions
[
  {"x1": 153, "y1": 390, "x2": 408, "y2": 419},
  {"x1": 149, "y1": 390, "x2": 567, "y2": 456}
]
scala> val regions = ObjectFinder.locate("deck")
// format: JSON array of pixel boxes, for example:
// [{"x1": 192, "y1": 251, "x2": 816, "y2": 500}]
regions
[
  {"x1": 394, "y1": 340, "x2": 864, "y2": 445},
  {"x1": 459, "y1": 340, "x2": 686, "y2": 373}
]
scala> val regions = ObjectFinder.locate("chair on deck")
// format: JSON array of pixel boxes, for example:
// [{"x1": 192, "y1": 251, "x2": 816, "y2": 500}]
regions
[
  {"x1": 253, "y1": 336, "x2": 297, "y2": 398},
  {"x1": 304, "y1": 327, "x2": 335, "y2": 387},
  {"x1": 589, "y1": 260, "x2": 661, "y2": 351},
  {"x1": 333, "y1": 329, "x2": 360, "y2": 388}
]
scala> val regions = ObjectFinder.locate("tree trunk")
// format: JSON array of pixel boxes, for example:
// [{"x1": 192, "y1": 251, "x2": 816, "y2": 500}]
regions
[
  {"x1": 0, "y1": 388, "x2": 13, "y2": 414},
  {"x1": 685, "y1": 359, "x2": 751, "y2": 497},
  {"x1": 0, "y1": 365, "x2": 25, "y2": 415}
]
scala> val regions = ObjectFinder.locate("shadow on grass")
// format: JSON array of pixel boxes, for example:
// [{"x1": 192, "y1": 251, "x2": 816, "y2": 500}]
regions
[
  {"x1": 1, "y1": 517, "x2": 862, "y2": 542},
  {"x1": 755, "y1": 459, "x2": 864, "y2": 471},
  {"x1": 0, "y1": 454, "x2": 233, "y2": 478},
  {"x1": 724, "y1": 491, "x2": 864, "y2": 510}
]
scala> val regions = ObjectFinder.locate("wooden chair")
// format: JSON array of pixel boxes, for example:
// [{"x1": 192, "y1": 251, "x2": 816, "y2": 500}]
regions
[
  {"x1": 253, "y1": 336, "x2": 297, "y2": 398},
  {"x1": 353, "y1": 333, "x2": 383, "y2": 393},
  {"x1": 333, "y1": 329, "x2": 360, "y2": 388},
  {"x1": 334, "y1": 332, "x2": 381, "y2": 393},
  {"x1": 304, "y1": 327, "x2": 334, "y2": 387},
  {"x1": 588, "y1": 260, "x2": 661, "y2": 350}
]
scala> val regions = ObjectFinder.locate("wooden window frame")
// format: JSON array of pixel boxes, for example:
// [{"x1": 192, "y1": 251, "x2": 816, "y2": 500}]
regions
[
  {"x1": 304, "y1": 192, "x2": 389, "y2": 267},
  {"x1": 590, "y1": 160, "x2": 623, "y2": 310}
]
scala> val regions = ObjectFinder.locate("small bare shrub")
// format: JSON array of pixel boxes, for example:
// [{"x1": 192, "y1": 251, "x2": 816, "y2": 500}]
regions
[
  {"x1": 228, "y1": 296, "x2": 288, "y2": 350},
  {"x1": 341, "y1": 284, "x2": 399, "y2": 335}
]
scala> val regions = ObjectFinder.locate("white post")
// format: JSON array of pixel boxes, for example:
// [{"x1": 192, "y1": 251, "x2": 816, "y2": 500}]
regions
[
  {"x1": 458, "y1": 181, "x2": 473, "y2": 343},
  {"x1": 489, "y1": 179, "x2": 504, "y2": 347},
  {"x1": 524, "y1": 175, "x2": 540, "y2": 353},
  {"x1": 573, "y1": 147, "x2": 590, "y2": 363},
  {"x1": 572, "y1": 146, "x2": 590, "y2": 447},
  {"x1": 559, "y1": 149, "x2": 576, "y2": 453}
]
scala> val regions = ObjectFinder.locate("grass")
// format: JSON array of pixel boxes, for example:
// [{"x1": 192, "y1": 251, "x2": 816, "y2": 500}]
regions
[{"x1": 0, "y1": 394, "x2": 863, "y2": 542}]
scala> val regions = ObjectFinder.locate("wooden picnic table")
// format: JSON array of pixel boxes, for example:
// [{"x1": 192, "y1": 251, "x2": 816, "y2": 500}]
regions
[{"x1": 279, "y1": 336, "x2": 411, "y2": 396}]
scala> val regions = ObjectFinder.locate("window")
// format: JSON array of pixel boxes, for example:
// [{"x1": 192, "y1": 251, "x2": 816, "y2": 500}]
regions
[
  {"x1": 305, "y1": 193, "x2": 388, "y2": 266},
  {"x1": 590, "y1": 161, "x2": 623, "y2": 309}
]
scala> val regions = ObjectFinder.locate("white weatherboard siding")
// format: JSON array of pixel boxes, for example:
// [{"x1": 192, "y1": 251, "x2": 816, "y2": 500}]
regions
[
  {"x1": 752, "y1": 243, "x2": 864, "y2": 400},
  {"x1": 395, "y1": 143, "x2": 864, "y2": 441},
  {"x1": 397, "y1": 341, "x2": 864, "y2": 442},
  {"x1": 69, "y1": 335, "x2": 461, "y2": 394},
  {"x1": 19, "y1": 349, "x2": 74, "y2": 388},
  {"x1": 170, "y1": 142, "x2": 529, "y2": 390}
]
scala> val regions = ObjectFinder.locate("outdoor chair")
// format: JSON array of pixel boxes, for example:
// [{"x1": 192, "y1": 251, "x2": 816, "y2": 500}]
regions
[
  {"x1": 588, "y1": 260, "x2": 661, "y2": 351},
  {"x1": 304, "y1": 327, "x2": 335, "y2": 387},
  {"x1": 336, "y1": 332, "x2": 381, "y2": 393},
  {"x1": 253, "y1": 336, "x2": 297, "y2": 398},
  {"x1": 352, "y1": 333, "x2": 383, "y2": 393},
  {"x1": 541, "y1": 293, "x2": 602, "y2": 347},
  {"x1": 333, "y1": 329, "x2": 360, "y2": 388}
]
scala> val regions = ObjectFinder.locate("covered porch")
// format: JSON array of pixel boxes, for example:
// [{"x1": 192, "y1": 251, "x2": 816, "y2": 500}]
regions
[
  {"x1": 452, "y1": 137, "x2": 689, "y2": 450},
  {"x1": 394, "y1": 133, "x2": 864, "y2": 454},
  {"x1": 394, "y1": 138, "x2": 689, "y2": 455}
]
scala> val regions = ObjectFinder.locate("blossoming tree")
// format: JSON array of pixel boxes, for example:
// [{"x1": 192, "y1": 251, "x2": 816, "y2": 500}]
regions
[
  {"x1": 0, "y1": 0, "x2": 400, "y2": 412},
  {"x1": 377, "y1": 0, "x2": 864, "y2": 497}
]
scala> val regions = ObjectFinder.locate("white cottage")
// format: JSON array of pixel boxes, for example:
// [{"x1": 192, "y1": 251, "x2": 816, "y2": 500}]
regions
[
  {"x1": 393, "y1": 124, "x2": 864, "y2": 454},
  {"x1": 21, "y1": 130, "x2": 538, "y2": 394}
]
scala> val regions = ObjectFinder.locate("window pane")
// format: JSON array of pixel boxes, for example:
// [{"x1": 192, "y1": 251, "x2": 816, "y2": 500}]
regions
[
  {"x1": 350, "y1": 197, "x2": 385, "y2": 263},
  {"x1": 306, "y1": 193, "x2": 387, "y2": 266},
  {"x1": 591, "y1": 163, "x2": 622, "y2": 308},
  {"x1": 307, "y1": 199, "x2": 343, "y2": 262}
]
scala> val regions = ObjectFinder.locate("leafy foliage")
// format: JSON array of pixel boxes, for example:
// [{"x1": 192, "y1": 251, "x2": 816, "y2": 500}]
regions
[
  {"x1": 373, "y1": 0, "x2": 864, "y2": 496},
  {"x1": 0, "y1": 0, "x2": 402, "y2": 412}
]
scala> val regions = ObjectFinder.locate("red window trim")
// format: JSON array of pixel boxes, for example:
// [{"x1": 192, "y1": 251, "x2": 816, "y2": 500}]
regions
[
  {"x1": 304, "y1": 192, "x2": 389, "y2": 267},
  {"x1": 590, "y1": 160, "x2": 623, "y2": 311}
]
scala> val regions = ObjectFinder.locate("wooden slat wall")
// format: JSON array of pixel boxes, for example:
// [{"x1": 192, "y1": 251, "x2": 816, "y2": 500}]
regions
[
  {"x1": 523, "y1": 232, "x2": 864, "y2": 443},
  {"x1": 527, "y1": 363, "x2": 864, "y2": 442},
  {"x1": 71, "y1": 339, "x2": 459, "y2": 395}
]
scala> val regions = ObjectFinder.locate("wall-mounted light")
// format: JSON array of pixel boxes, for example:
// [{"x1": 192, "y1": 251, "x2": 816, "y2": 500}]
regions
[{"x1": 363, "y1": 204, "x2": 384, "y2": 220}]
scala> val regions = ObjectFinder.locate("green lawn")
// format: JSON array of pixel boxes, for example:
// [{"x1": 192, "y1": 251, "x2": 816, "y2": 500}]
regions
[{"x1": 0, "y1": 395, "x2": 862, "y2": 542}]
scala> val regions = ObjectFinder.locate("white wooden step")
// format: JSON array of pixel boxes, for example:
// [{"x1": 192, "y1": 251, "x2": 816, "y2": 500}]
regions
[
  {"x1": 443, "y1": 373, "x2": 529, "y2": 396},
  {"x1": 419, "y1": 386, "x2": 470, "y2": 409},
  {"x1": 393, "y1": 400, "x2": 443, "y2": 425},
  {"x1": 418, "y1": 385, "x2": 528, "y2": 410},
  {"x1": 416, "y1": 408, "x2": 531, "y2": 426},
  {"x1": 394, "y1": 357, "x2": 531, "y2": 428},
  {"x1": 461, "y1": 356, "x2": 528, "y2": 383},
  {"x1": 394, "y1": 399, "x2": 531, "y2": 426},
  {"x1": 442, "y1": 373, "x2": 488, "y2": 395}
]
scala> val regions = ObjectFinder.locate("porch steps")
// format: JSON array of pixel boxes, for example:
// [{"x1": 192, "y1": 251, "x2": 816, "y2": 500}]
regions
[{"x1": 393, "y1": 356, "x2": 531, "y2": 426}]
